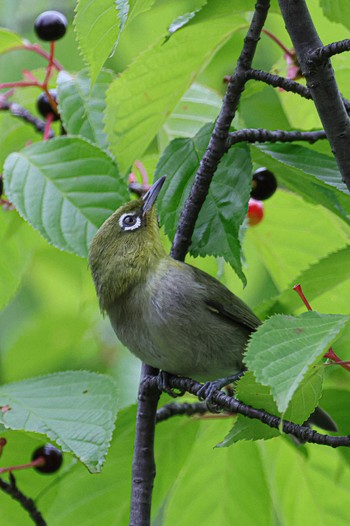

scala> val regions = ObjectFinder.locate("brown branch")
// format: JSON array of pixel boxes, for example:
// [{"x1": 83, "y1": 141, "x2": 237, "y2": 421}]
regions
[
  {"x1": 278, "y1": 0, "x2": 350, "y2": 189},
  {"x1": 0, "y1": 100, "x2": 54, "y2": 138},
  {"x1": 129, "y1": 364, "x2": 160, "y2": 526},
  {"x1": 0, "y1": 473, "x2": 47, "y2": 526},
  {"x1": 147, "y1": 375, "x2": 350, "y2": 448}
]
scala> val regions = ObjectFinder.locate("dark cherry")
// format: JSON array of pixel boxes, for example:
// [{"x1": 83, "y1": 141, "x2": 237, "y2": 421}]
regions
[
  {"x1": 32, "y1": 444, "x2": 63, "y2": 474},
  {"x1": 36, "y1": 90, "x2": 59, "y2": 120},
  {"x1": 251, "y1": 168, "x2": 277, "y2": 201},
  {"x1": 34, "y1": 11, "x2": 67, "y2": 42}
]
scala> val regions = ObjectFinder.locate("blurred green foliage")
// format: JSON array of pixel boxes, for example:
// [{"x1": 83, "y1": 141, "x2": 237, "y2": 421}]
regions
[{"x1": 1, "y1": 0, "x2": 350, "y2": 524}]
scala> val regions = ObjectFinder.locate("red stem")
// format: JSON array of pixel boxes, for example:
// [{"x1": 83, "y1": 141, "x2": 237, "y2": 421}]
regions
[
  {"x1": 43, "y1": 41, "x2": 56, "y2": 88},
  {"x1": 262, "y1": 28, "x2": 294, "y2": 57},
  {"x1": 293, "y1": 283, "x2": 350, "y2": 372},
  {"x1": 0, "y1": 457, "x2": 45, "y2": 474},
  {"x1": 12, "y1": 43, "x2": 63, "y2": 70},
  {"x1": 43, "y1": 113, "x2": 55, "y2": 141}
]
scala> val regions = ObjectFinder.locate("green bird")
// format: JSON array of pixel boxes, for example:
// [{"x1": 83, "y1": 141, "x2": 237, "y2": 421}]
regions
[
  {"x1": 89, "y1": 176, "x2": 260, "y2": 381},
  {"x1": 89, "y1": 176, "x2": 337, "y2": 431}
]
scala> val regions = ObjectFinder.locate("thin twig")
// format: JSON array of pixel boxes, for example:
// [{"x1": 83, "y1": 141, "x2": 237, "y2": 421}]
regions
[
  {"x1": 310, "y1": 39, "x2": 350, "y2": 64},
  {"x1": 0, "y1": 100, "x2": 54, "y2": 138},
  {"x1": 0, "y1": 473, "x2": 47, "y2": 526},
  {"x1": 147, "y1": 375, "x2": 350, "y2": 448},
  {"x1": 156, "y1": 401, "x2": 208, "y2": 423},
  {"x1": 245, "y1": 68, "x2": 311, "y2": 98},
  {"x1": 226, "y1": 128, "x2": 326, "y2": 148}
]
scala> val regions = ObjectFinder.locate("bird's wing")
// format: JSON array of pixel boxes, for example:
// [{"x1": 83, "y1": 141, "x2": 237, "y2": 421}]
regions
[{"x1": 188, "y1": 264, "x2": 261, "y2": 332}]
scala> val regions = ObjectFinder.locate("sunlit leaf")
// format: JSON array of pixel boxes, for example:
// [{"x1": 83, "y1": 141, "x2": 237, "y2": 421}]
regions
[
  {"x1": 245, "y1": 312, "x2": 348, "y2": 412},
  {"x1": 0, "y1": 371, "x2": 118, "y2": 473},
  {"x1": 3, "y1": 137, "x2": 128, "y2": 257},
  {"x1": 105, "y1": 0, "x2": 246, "y2": 172}
]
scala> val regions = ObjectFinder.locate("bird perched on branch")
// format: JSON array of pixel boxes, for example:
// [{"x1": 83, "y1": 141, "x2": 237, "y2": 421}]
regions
[
  {"x1": 89, "y1": 176, "x2": 336, "y2": 432},
  {"x1": 89, "y1": 176, "x2": 260, "y2": 381}
]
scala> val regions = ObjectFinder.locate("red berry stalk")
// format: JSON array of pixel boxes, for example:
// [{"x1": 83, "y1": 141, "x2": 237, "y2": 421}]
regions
[{"x1": 293, "y1": 284, "x2": 350, "y2": 371}]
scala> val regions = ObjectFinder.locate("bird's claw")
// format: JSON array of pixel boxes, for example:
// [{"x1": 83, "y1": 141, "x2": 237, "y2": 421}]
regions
[
  {"x1": 197, "y1": 372, "x2": 245, "y2": 407},
  {"x1": 157, "y1": 371, "x2": 186, "y2": 398}
]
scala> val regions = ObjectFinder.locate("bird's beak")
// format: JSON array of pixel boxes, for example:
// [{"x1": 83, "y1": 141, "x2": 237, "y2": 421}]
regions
[{"x1": 141, "y1": 176, "x2": 166, "y2": 215}]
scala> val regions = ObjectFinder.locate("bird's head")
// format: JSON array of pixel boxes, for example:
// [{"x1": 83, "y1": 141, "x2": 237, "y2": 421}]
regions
[{"x1": 89, "y1": 176, "x2": 166, "y2": 310}]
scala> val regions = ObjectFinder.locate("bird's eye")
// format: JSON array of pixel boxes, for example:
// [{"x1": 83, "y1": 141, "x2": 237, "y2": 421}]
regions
[
  {"x1": 123, "y1": 215, "x2": 137, "y2": 226},
  {"x1": 119, "y1": 213, "x2": 142, "y2": 231}
]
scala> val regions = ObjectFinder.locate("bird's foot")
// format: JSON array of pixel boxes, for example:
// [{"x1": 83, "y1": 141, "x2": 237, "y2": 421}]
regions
[
  {"x1": 157, "y1": 371, "x2": 186, "y2": 398},
  {"x1": 197, "y1": 372, "x2": 245, "y2": 410}
]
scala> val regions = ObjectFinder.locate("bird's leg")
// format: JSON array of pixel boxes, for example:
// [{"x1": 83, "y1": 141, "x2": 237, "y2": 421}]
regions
[
  {"x1": 197, "y1": 372, "x2": 245, "y2": 405},
  {"x1": 157, "y1": 371, "x2": 186, "y2": 398}
]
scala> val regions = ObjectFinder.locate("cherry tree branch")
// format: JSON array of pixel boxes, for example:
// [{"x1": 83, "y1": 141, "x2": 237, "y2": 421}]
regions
[
  {"x1": 149, "y1": 375, "x2": 349, "y2": 448},
  {"x1": 226, "y1": 128, "x2": 326, "y2": 147},
  {"x1": 156, "y1": 401, "x2": 208, "y2": 423},
  {"x1": 129, "y1": 364, "x2": 160, "y2": 526},
  {"x1": 0, "y1": 473, "x2": 47, "y2": 526},
  {"x1": 278, "y1": 0, "x2": 350, "y2": 190},
  {"x1": 0, "y1": 100, "x2": 54, "y2": 138}
]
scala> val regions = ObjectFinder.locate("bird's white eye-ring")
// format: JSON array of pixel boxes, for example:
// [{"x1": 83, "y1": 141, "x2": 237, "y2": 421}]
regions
[{"x1": 119, "y1": 213, "x2": 142, "y2": 231}]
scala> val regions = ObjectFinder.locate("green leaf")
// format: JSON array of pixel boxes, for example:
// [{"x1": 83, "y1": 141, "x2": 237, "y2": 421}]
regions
[
  {"x1": 0, "y1": 371, "x2": 118, "y2": 473},
  {"x1": 165, "y1": 423, "x2": 274, "y2": 526},
  {"x1": 155, "y1": 123, "x2": 252, "y2": 282},
  {"x1": 57, "y1": 68, "x2": 114, "y2": 149},
  {"x1": 0, "y1": 28, "x2": 23, "y2": 54},
  {"x1": 3, "y1": 137, "x2": 129, "y2": 257},
  {"x1": 258, "y1": 246, "x2": 350, "y2": 318},
  {"x1": 105, "y1": 0, "x2": 246, "y2": 172},
  {"x1": 244, "y1": 312, "x2": 349, "y2": 412},
  {"x1": 320, "y1": 0, "x2": 350, "y2": 30},
  {"x1": 0, "y1": 112, "x2": 41, "y2": 169},
  {"x1": 218, "y1": 369, "x2": 323, "y2": 445},
  {"x1": 164, "y1": 9, "x2": 202, "y2": 42},
  {"x1": 74, "y1": 0, "x2": 155, "y2": 85},
  {"x1": 252, "y1": 143, "x2": 350, "y2": 225},
  {"x1": 0, "y1": 210, "x2": 35, "y2": 311},
  {"x1": 158, "y1": 82, "x2": 222, "y2": 148},
  {"x1": 74, "y1": 0, "x2": 120, "y2": 85}
]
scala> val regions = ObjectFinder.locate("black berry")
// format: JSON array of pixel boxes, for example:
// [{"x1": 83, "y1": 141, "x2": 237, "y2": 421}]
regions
[
  {"x1": 32, "y1": 444, "x2": 63, "y2": 474},
  {"x1": 34, "y1": 11, "x2": 67, "y2": 42},
  {"x1": 36, "y1": 90, "x2": 59, "y2": 120},
  {"x1": 251, "y1": 168, "x2": 277, "y2": 201}
]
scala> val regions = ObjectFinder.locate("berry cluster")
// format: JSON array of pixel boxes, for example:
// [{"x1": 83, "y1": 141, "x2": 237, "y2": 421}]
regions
[{"x1": 0, "y1": 10, "x2": 67, "y2": 146}]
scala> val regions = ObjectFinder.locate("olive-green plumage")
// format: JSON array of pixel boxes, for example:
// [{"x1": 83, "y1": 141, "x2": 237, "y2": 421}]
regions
[{"x1": 89, "y1": 177, "x2": 260, "y2": 381}]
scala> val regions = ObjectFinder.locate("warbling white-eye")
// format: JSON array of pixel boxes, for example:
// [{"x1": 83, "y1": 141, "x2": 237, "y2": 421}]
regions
[
  {"x1": 88, "y1": 177, "x2": 336, "y2": 432},
  {"x1": 89, "y1": 176, "x2": 260, "y2": 381}
]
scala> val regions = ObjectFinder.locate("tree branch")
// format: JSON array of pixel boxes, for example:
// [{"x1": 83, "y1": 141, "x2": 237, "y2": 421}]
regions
[
  {"x1": 310, "y1": 39, "x2": 350, "y2": 63},
  {"x1": 226, "y1": 128, "x2": 326, "y2": 148},
  {"x1": 278, "y1": 0, "x2": 350, "y2": 190},
  {"x1": 170, "y1": 0, "x2": 271, "y2": 260},
  {"x1": 156, "y1": 401, "x2": 208, "y2": 423},
  {"x1": 129, "y1": 364, "x2": 160, "y2": 526},
  {"x1": 0, "y1": 100, "x2": 54, "y2": 138},
  {"x1": 245, "y1": 68, "x2": 311, "y2": 98},
  {"x1": 148, "y1": 375, "x2": 350, "y2": 448},
  {"x1": 0, "y1": 473, "x2": 47, "y2": 526}
]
